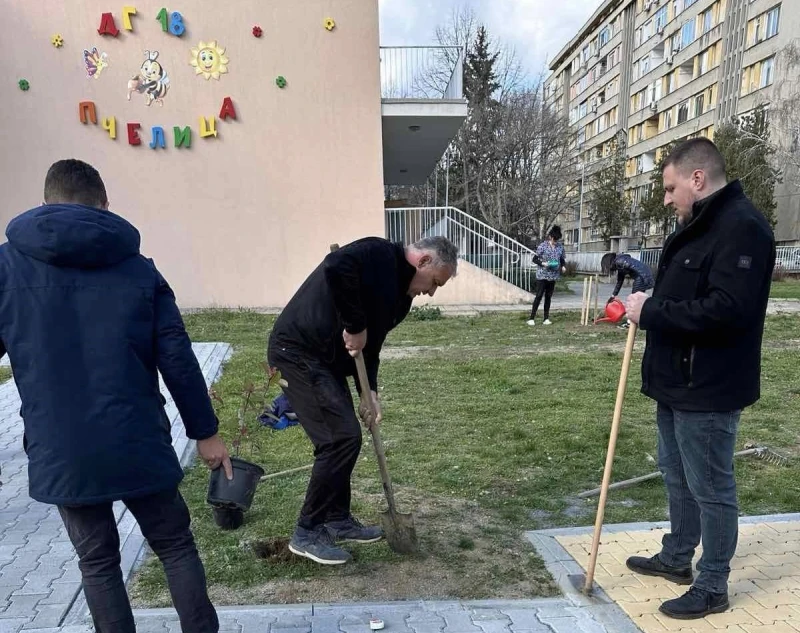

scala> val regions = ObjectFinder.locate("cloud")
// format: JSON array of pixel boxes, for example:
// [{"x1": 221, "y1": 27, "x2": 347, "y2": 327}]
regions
[{"x1": 379, "y1": 0, "x2": 603, "y2": 79}]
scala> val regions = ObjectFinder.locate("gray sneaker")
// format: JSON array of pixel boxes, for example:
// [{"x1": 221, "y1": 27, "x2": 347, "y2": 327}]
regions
[
  {"x1": 288, "y1": 525, "x2": 352, "y2": 565},
  {"x1": 325, "y1": 515, "x2": 384, "y2": 543}
]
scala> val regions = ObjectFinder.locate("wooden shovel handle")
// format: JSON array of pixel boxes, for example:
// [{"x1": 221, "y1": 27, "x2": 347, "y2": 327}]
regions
[
  {"x1": 584, "y1": 321, "x2": 638, "y2": 593},
  {"x1": 353, "y1": 352, "x2": 398, "y2": 516}
]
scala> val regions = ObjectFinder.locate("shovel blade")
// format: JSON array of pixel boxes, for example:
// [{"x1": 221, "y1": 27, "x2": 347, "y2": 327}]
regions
[{"x1": 380, "y1": 510, "x2": 418, "y2": 555}]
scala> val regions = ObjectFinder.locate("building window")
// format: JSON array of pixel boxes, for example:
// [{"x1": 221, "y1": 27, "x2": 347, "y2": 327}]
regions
[
  {"x1": 678, "y1": 101, "x2": 689, "y2": 124},
  {"x1": 685, "y1": 0, "x2": 697, "y2": 7},
  {"x1": 701, "y1": 9, "x2": 713, "y2": 35},
  {"x1": 599, "y1": 26, "x2": 611, "y2": 48},
  {"x1": 694, "y1": 93, "x2": 705, "y2": 116},
  {"x1": 655, "y1": 6, "x2": 668, "y2": 32},
  {"x1": 681, "y1": 19, "x2": 695, "y2": 48},
  {"x1": 673, "y1": 0, "x2": 683, "y2": 17},
  {"x1": 760, "y1": 56, "x2": 775, "y2": 88},
  {"x1": 766, "y1": 6, "x2": 780, "y2": 39}
]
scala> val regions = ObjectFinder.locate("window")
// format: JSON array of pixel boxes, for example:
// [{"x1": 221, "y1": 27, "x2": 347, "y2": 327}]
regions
[
  {"x1": 694, "y1": 93, "x2": 705, "y2": 117},
  {"x1": 685, "y1": 0, "x2": 697, "y2": 7},
  {"x1": 599, "y1": 26, "x2": 611, "y2": 47},
  {"x1": 571, "y1": 56, "x2": 581, "y2": 72},
  {"x1": 701, "y1": 9, "x2": 713, "y2": 34},
  {"x1": 579, "y1": 100, "x2": 588, "y2": 118},
  {"x1": 664, "y1": 109, "x2": 673, "y2": 130},
  {"x1": 582, "y1": 45, "x2": 590, "y2": 63},
  {"x1": 678, "y1": 101, "x2": 689, "y2": 124},
  {"x1": 655, "y1": 6, "x2": 668, "y2": 32},
  {"x1": 672, "y1": 33, "x2": 682, "y2": 53},
  {"x1": 760, "y1": 56, "x2": 775, "y2": 88},
  {"x1": 673, "y1": 0, "x2": 683, "y2": 17},
  {"x1": 578, "y1": 128, "x2": 586, "y2": 145},
  {"x1": 681, "y1": 19, "x2": 695, "y2": 47},
  {"x1": 766, "y1": 6, "x2": 780, "y2": 39}
]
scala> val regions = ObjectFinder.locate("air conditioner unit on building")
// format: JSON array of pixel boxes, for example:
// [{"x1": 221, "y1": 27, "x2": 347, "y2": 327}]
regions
[
  {"x1": 650, "y1": 101, "x2": 659, "y2": 111},
  {"x1": 666, "y1": 54, "x2": 674, "y2": 65},
  {"x1": 657, "y1": 25, "x2": 665, "y2": 35}
]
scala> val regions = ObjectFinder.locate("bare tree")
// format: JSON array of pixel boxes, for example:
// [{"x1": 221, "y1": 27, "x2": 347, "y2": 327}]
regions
[
  {"x1": 770, "y1": 39, "x2": 800, "y2": 187},
  {"x1": 475, "y1": 87, "x2": 579, "y2": 244}
]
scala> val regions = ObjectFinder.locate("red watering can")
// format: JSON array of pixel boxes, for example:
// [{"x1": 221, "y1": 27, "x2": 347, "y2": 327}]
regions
[{"x1": 595, "y1": 298, "x2": 626, "y2": 324}]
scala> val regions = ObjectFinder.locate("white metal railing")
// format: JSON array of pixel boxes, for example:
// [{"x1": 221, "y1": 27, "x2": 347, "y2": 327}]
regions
[
  {"x1": 776, "y1": 246, "x2": 800, "y2": 272},
  {"x1": 380, "y1": 46, "x2": 464, "y2": 100},
  {"x1": 385, "y1": 206, "x2": 541, "y2": 292}
]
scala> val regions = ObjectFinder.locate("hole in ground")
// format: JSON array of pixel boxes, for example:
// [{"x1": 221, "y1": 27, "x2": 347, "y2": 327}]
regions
[{"x1": 252, "y1": 538, "x2": 293, "y2": 562}]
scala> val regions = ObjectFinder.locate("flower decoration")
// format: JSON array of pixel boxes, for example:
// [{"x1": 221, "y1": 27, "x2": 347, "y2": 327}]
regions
[
  {"x1": 275, "y1": 75, "x2": 287, "y2": 89},
  {"x1": 252, "y1": 25, "x2": 263, "y2": 38},
  {"x1": 324, "y1": 17, "x2": 336, "y2": 31},
  {"x1": 18, "y1": 79, "x2": 30, "y2": 91},
  {"x1": 52, "y1": 34, "x2": 64, "y2": 48}
]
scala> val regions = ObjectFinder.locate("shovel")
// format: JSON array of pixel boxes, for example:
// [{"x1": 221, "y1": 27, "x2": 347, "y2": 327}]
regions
[{"x1": 353, "y1": 352, "x2": 419, "y2": 554}]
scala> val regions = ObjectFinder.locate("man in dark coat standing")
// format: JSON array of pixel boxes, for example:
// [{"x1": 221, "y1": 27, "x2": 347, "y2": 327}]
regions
[
  {"x1": 268, "y1": 236, "x2": 458, "y2": 565},
  {"x1": 0, "y1": 159, "x2": 232, "y2": 633},
  {"x1": 625, "y1": 139, "x2": 775, "y2": 619}
]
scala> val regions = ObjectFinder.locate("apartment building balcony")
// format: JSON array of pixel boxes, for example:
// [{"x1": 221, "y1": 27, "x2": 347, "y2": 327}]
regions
[
  {"x1": 628, "y1": 109, "x2": 717, "y2": 164},
  {"x1": 380, "y1": 46, "x2": 468, "y2": 185}
]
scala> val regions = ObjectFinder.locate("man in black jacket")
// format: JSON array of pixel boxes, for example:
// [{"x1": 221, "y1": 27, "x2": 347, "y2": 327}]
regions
[
  {"x1": 625, "y1": 139, "x2": 775, "y2": 619},
  {"x1": 268, "y1": 236, "x2": 458, "y2": 565},
  {"x1": 0, "y1": 160, "x2": 232, "y2": 633}
]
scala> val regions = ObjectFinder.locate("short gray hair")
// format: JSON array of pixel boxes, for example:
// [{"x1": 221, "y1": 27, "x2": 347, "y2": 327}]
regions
[{"x1": 411, "y1": 236, "x2": 459, "y2": 271}]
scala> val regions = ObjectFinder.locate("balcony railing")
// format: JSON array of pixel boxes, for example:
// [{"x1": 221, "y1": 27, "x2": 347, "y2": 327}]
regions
[{"x1": 380, "y1": 46, "x2": 464, "y2": 100}]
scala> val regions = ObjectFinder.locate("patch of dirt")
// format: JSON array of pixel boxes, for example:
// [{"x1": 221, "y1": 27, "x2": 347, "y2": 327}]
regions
[{"x1": 139, "y1": 485, "x2": 559, "y2": 607}]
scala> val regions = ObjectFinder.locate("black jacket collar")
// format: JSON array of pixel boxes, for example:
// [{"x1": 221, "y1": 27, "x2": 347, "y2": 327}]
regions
[{"x1": 394, "y1": 242, "x2": 416, "y2": 296}]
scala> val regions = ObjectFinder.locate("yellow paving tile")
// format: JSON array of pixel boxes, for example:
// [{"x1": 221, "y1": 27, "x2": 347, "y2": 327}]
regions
[{"x1": 554, "y1": 519, "x2": 800, "y2": 633}]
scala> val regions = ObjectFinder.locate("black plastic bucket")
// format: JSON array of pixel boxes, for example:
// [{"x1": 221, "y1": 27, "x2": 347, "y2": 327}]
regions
[{"x1": 207, "y1": 457, "x2": 265, "y2": 511}]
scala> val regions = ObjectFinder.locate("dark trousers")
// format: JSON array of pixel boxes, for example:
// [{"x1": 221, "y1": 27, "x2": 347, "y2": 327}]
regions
[
  {"x1": 268, "y1": 344, "x2": 362, "y2": 529},
  {"x1": 530, "y1": 280, "x2": 556, "y2": 320},
  {"x1": 656, "y1": 404, "x2": 741, "y2": 593},
  {"x1": 58, "y1": 488, "x2": 218, "y2": 633}
]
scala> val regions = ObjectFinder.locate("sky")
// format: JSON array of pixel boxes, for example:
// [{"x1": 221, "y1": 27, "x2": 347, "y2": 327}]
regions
[{"x1": 379, "y1": 0, "x2": 604, "y2": 80}]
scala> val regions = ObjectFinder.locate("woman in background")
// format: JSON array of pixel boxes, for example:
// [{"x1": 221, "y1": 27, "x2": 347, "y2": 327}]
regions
[{"x1": 527, "y1": 225, "x2": 566, "y2": 326}]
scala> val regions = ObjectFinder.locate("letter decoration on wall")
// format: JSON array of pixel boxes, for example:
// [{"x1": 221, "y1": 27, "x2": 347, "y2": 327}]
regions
[{"x1": 98, "y1": 13, "x2": 120, "y2": 37}]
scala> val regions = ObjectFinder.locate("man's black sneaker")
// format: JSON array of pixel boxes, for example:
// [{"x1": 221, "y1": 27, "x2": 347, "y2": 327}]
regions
[
  {"x1": 325, "y1": 515, "x2": 384, "y2": 543},
  {"x1": 626, "y1": 554, "x2": 693, "y2": 585},
  {"x1": 659, "y1": 586, "x2": 730, "y2": 619},
  {"x1": 288, "y1": 525, "x2": 351, "y2": 565}
]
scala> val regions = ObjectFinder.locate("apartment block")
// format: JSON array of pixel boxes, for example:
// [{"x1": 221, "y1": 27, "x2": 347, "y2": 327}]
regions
[{"x1": 546, "y1": 0, "x2": 800, "y2": 250}]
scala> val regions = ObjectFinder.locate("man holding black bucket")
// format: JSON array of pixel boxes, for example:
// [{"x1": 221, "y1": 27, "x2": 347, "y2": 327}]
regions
[
  {"x1": 625, "y1": 139, "x2": 775, "y2": 619},
  {"x1": 268, "y1": 236, "x2": 458, "y2": 565},
  {"x1": 0, "y1": 159, "x2": 232, "y2": 633}
]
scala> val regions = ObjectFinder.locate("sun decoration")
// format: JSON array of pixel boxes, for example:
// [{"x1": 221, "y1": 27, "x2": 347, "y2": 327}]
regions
[
  {"x1": 189, "y1": 41, "x2": 229, "y2": 80},
  {"x1": 252, "y1": 25, "x2": 263, "y2": 38},
  {"x1": 275, "y1": 75, "x2": 287, "y2": 89},
  {"x1": 51, "y1": 34, "x2": 64, "y2": 48},
  {"x1": 18, "y1": 79, "x2": 30, "y2": 91},
  {"x1": 324, "y1": 17, "x2": 336, "y2": 31}
]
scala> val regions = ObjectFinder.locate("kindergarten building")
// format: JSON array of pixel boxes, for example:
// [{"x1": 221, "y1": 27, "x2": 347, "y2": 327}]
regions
[{"x1": 0, "y1": 0, "x2": 478, "y2": 308}]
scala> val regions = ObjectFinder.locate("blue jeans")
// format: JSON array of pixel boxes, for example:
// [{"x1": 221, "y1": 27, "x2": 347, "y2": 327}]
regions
[{"x1": 656, "y1": 404, "x2": 741, "y2": 594}]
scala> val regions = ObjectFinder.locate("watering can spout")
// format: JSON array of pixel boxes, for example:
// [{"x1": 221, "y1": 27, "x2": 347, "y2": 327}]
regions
[{"x1": 594, "y1": 298, "x2": 627, "y2": 325}]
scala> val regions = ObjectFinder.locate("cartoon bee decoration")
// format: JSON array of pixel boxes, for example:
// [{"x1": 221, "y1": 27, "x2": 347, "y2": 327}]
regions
[
  {"x1": 83, "y1": 48, "x2": 109, "y2": 80},
  {"x1": 135, "y1": 50, "x2": 170, "y2": 107}
]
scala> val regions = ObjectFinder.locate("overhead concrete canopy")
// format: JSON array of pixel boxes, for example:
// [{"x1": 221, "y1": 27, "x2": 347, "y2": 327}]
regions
[{"x1": 382, "y1": 100, "x2": 468, "y2": 185}]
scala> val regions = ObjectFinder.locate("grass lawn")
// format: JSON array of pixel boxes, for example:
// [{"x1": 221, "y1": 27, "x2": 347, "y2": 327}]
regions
[
  {"x1": 771, "y1": 278, "x2": 800, "y2": 299},
  {"x1": 130, "y1": 310, "x2": 800, "y2": 607},
  {"x1": 0, "y1": 367, "x2": 11, "y2": 384}
]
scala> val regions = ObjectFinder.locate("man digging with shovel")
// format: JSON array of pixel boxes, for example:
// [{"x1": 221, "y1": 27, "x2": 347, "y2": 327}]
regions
[
  {"x1": 624, "y1": 139, "x2": 775, "y2": 619},
  {"x1": 267, "y1": 236, "x2": 458, "y2": 565}
]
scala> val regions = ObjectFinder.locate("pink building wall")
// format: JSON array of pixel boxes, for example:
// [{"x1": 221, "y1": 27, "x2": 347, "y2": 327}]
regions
[{"x1": 0, "y1": 0, "x2": 385, "y2": 307}]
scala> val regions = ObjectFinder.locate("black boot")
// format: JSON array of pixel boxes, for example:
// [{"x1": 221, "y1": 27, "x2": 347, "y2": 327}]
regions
[
  {"x1": 626, "y1": 554, "x2": 693, "y2": 585},
  {"x1": 659, "y1": 586, "x2": 729, "y2": 619}
]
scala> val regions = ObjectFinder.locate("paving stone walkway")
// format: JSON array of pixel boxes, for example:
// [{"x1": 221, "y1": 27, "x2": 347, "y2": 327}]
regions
[
  {"x1": 527, "y1": 513, "x2": 800, "y2": 633},
  {"x1": 0, "y1": 343, "x2": 231, "y2": 632}
]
